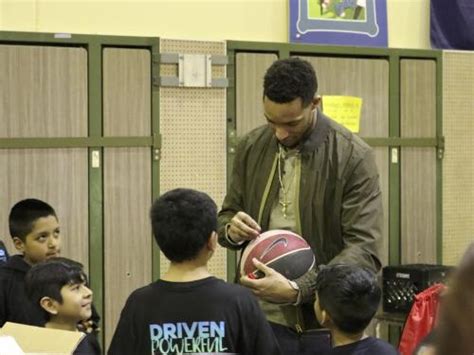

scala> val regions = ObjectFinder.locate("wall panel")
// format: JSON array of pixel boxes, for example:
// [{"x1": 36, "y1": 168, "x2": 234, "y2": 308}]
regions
[
  {"x1": 0, "y1": 43, "x2": 89, "y2": 268},
  {"x1": 400, "y1": 59, "x2": 437, "y2": 263},
  {"x1": 0, "y1": 45, "x2": 87, "y2": 138},
  {"x1": 303, "y1": 56, "x2": 389, "y2": 138},
  {"x1": 103, "y1": 48, "x2": 151, "y2": 136},
  {"x1": 159, "y1": 39, "x2": 227, "y2": 280},
  {"x1": 235, "y1": 53, "x2": 277, "y2": 136},
  {"x1": 0, "y1": 149, "x2": 89, "y2": 267},
  {"x1": 442, "y1": 52, "x2": 474, "y2": 265},
  {"x1": 104, "y1": 148, "x2": 152, "y2": 346},
  {"x1": 103, "y1": 47, "x2": 153, "y2": 347}
]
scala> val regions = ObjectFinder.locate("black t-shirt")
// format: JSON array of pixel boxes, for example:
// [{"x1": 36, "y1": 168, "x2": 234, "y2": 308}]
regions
[
  {"x1": 74, "y1": 333, "x2": 101, "y2": 355},
  {"x1": 108, "y1": 277, "x2": 281, "y2": 355},
  {"x1": 325, "y1": 337, "x2": 399, "y2": 355}
]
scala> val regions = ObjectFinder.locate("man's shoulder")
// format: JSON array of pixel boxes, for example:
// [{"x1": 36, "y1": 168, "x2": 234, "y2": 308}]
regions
[
  {"x1": 238, "y1": 125, "x2": 274, "y2": 149},
  {"x1": 326, "y1": 116, "x2": 371, "y2": 155},
  {"x1": 322, "y1": 116, "x2": 377, "y2": 177}
]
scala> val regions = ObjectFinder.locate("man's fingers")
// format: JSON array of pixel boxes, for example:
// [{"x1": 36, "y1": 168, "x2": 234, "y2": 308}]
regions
[
  {"x1": 234, "y1": 219, "x2": 259, "y2": 237},
  {"x1": 240, "y1": 273, "x2": 278, "y2": 301},
  {"x1": 228, "y1": 224, "x2": 253, "y2": 241},
  {"x1": 240, "y1": 275, "x2": 261, "y2": 290},
  {"x1": 238, "y1": 212, "x2": 261, "y2": 232},
  {"x1": 240, "y1": 259, "x2": 276, "y2": 286},
  {"x1": 252, "y1": 258, "x2": 275, "y2": 276},
  {"x1": 229, "y1": 212, "x2": 261, "y2": 240}
]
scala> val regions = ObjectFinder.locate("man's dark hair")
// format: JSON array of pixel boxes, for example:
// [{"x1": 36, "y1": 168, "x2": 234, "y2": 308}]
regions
[
  {"x1": 25, "y1": 257, "x2": 87, "y2": 319},
  {"x1": 9, "y1": 199, "x2": 57, "y2": 241},
  {"x1": 150, "y1": 188, "x2": 217, "y2": 263},
  {"x1": 263, "y1": 57, "x2": 318, "y2": 107},
  {"x1": 315, "y1": 264, "x2": 381, "y2": 334}
]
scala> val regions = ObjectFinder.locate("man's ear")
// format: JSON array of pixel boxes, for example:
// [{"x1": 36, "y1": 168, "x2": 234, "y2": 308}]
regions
[
  {"x1": 39, "y1": 296, "x2": 59, "y2": 316},
  {"x1": 12, "y1": 237, "x2": 25, "y2": 253},
  {"x1": 207, "y1": 231, "x2": 218, "y2": 253},
  {"x1": 312, "y1": 95, "x2": 322, "y2": 109}
]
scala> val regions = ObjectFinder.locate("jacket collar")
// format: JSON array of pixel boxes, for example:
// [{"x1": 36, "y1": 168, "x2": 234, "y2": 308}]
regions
[
  {"x1": 298, "y1": 109, "x2": 331, "y2": 155},
  {"x1": 4, "y1": 254, "x2": 31, "y2": 273}
]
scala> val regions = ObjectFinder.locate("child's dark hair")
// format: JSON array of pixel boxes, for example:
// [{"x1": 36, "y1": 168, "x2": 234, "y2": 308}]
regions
[
  {"x1": 315, "y1": 264, "x2": 381, "y2": 334},
  {"x1": 263, "y1": 57, "x2": 318, "y2": 107},
  {"x1": 25, "y1": 257, "x2": 87, "y2": 319},
  {"x1": 9, "y1": 198, "x2": 57, "y2": 241},
  {"x1": 150, "y1": 188, "x2": 217, "y2": 263}
]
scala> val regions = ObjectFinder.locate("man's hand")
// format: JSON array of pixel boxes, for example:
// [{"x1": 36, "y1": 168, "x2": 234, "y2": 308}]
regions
[
  {"x1": 240, "y1": 258, "x2": 298, "y2": 304},
  {"x1": 227, "y1": 212, "x2": 261, "y2": 243}
]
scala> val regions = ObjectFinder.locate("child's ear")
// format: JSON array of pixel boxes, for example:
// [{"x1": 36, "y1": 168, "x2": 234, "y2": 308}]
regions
[
  {"x1": 39, "y1": 297, "x2": 59, "y2": 316},
  {"x1": 12, "y1": 237, "x2": 25, "y2": 253},
  {"x1": 319, "y1": 309, "x2": 331, "y2": 327},
  {"x1": 207, "y1": 232, "x2": 218, "y2": 253}
]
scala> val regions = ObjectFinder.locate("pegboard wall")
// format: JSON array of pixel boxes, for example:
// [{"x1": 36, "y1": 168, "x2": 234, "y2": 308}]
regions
[
  {"x1": 442, "y1": 51, "x2": 474, "y2": 265},
  {"x1": 159, "y1": 39, "x2": 227, "y2": 279}
]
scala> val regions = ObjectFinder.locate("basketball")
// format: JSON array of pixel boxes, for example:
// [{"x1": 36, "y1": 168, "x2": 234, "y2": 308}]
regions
[{"x1": 240, "y1": 229, "x2": 315, "y2": 280}]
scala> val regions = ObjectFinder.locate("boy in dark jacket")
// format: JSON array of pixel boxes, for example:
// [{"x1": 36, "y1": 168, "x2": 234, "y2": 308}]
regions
[
  {"x1": 0, "y1": 199, "x2": 61, "y2": 326},
  {"x1": 314, "y1": 264, "x2": 398, "y2": 355}
]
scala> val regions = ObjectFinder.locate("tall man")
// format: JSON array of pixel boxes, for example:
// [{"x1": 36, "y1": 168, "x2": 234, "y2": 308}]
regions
[{"x1": 218, "y1": 57, "x2": 383, "y2": 354}]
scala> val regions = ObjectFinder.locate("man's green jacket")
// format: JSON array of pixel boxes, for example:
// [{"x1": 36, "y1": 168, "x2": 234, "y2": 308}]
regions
[{"x1": 218, "y1": 111, "x2": 383, "y2": 309}]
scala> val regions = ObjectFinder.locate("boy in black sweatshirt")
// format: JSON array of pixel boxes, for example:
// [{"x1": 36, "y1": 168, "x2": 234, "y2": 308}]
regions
[{"x1": 0, "y1": 199, "x2": 62, "y2": 326}]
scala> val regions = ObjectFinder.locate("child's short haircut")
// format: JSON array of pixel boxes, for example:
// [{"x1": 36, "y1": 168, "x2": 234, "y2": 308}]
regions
[
  {"x1": 315, "y1": 264, "x2": 381, "y2": 334},
  {"x1": 150, "y1": 188, "x2": 217, "y2": 263},
  {"x1": 25, "y1": 258, "x2": 87, "y2": 319},
  {"x1": 9, "y1": 199, "x2": 57, "y2": 241}
]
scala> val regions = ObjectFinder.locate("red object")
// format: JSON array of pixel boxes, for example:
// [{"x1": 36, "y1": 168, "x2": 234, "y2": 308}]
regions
[
  {"x1": 398, "y1": 283, "x2": 445, "y2": 355},
  {"x1": 247, "y1": 273, "x2": 257, "y2": 279},
  {"x1": 240, "y1": 229, "x2": 315, "y2": 280}
]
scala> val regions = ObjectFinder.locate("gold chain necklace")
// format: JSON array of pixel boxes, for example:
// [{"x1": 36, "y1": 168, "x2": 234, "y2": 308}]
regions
[{"x1": 277, "y1": 145, "x2": 298, "y2": 218}]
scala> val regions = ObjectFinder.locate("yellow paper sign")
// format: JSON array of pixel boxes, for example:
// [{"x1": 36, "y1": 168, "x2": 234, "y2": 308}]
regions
[{"x1": 322, "y1": 96, "x2": 362, "y2": 133}]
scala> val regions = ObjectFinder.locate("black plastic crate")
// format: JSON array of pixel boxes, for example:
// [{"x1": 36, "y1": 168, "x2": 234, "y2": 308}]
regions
[{"x1": 382, "y1": 264, "x2": 452, "y2": 314}]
